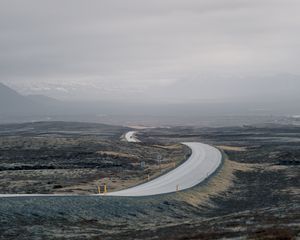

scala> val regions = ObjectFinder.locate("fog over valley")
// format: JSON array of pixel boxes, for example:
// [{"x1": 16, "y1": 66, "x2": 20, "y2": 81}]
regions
[{"x1": 1, "y1": 0, "x2": 300, "y2": 125}]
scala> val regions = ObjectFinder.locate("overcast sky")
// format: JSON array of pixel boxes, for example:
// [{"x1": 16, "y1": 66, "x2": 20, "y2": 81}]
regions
[{"x1": 0, "y1": 0, "x2": 299, "y2": 102}]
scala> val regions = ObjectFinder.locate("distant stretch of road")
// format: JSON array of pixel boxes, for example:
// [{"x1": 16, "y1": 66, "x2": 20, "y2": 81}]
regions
[
  {"x1": 106, "y1": 141, "x2": 222, "y2": 196},
  {"x1": 0, "y1": 131, "x2": 222, "y2": 198},
  {"x1": 125, "y1": 131, "x2": 141, "y2": 142}
]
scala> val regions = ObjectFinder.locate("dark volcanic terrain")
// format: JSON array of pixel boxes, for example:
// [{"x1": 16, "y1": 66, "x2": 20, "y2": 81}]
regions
[
  {"x1": 0, "y1": 122, "x2": 190, "y2": 194},
  {"x1": 0, "y1": 122, "x2": 299, "y2": 239}
]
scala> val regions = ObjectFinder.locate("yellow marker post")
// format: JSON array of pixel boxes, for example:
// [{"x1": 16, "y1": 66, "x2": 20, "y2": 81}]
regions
[
  {"x1": 104, "y1": 184, "x2": 107, "y2": 194},
  {"x1": 98, "y1": 185, "x2": 101, "y2": 194}
]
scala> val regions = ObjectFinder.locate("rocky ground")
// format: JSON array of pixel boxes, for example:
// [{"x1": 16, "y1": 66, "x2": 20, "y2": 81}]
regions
[
  {"x1": 0, "y1": 122, "x2": 190, "y2": 194},
  {"x1": 0, "y1": 122, "x2": 299, "y2": 239}
]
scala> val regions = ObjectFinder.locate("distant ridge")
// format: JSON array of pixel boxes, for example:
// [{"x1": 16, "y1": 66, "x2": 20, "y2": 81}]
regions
[
  {"x1": 0, "y1": 82, "x2": 35, "y2": 115},
  {"x1": 0, "y1": 82, "x2": 59, "y2": 116}
]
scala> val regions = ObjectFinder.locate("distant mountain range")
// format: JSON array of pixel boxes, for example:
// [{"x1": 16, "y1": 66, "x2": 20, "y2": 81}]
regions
[
  {"x1": 0, "y1": 83, "x2": 61, "y2": 116},
  {"x1": 0, "y1": 80, "x2": 299, "y2": 125},
  {"x1": 0, "y1": 83, "x2": 130, "y2": 119}
]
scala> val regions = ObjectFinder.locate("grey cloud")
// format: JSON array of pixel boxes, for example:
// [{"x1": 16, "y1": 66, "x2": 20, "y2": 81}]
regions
[{"x1": 0, "y1": 0, "x2": 299, "y2": 102}]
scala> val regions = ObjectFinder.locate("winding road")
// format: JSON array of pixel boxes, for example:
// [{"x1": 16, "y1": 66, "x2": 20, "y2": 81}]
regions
[
  {"x1": 0, "y1": 131, "x2": 222, "y2": 198},
  {"x1": 125, "y1": 131, "x2": 141, "y2": 142},
  {"x1": 107, "y1": 141, "x2": 222, "y2": 196}
]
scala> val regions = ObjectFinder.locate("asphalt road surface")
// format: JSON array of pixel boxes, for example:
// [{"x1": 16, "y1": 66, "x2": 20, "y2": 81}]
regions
[
  {"x1": 125, "y1": 131, "x2": 141, "y2": 142},
  {"x1": 106, "y1": 142, "x2": 222, "y2": 196},
  {"x1": 0, "y1": 132, "x2": 222, "y2": 198}
]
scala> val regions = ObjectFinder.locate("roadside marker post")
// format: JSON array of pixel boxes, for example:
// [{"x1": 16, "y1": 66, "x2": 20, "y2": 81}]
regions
[
  {"x1": 157, "y1": 154, "x2": 162, "y2": 171},
  {"x1": 98, "y1": 185, "x2": 101, "y2": 194},
  {"x1": 104, "y1": 184, "x2": 107, "y2": 194},
  {"x1": 176, "y1": 184, "x2": 179, "y2": 192},
  {"x1": 147, "y1": 174, "x2": 150, "y2": 181}
]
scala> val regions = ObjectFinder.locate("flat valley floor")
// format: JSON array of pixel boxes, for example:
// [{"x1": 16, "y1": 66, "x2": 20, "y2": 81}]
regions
[{"x1": 0, "y1": 122, "x2": 299, "y2": 239}]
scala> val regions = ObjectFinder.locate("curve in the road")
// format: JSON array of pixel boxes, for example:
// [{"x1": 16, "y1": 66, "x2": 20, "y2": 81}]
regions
[
  {"x1": 125, "y1": 131, "x2": 141, "y2": 142},
  {"x1": 0, "y1": 131, "x2": 222, "y2": 198},
  {"x1": 106, "y1": 142, "x2": 222, "y2": 196}
]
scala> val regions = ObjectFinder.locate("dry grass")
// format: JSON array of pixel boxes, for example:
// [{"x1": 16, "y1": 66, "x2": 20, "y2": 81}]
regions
[
  {"x1": 96, "y1": 151, "x2": 138, "y2": 159},
  {"x1": 217, "y1": 145, "x2": 247, "y2": 152},
  {"x1": 52, "y1": 161, "x2": 179, "y2": 194},
  {"x1": 175, "y1": 159, "x2": 255, "y2": 207},
  {"x1": 153, "y1": 144, "x2": 182, "y2": 150}
]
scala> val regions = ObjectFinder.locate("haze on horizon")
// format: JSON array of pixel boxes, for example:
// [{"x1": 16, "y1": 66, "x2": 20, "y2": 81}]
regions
[{"x1": 0, "y1": 0, "x2": 300, "y2": 104}]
